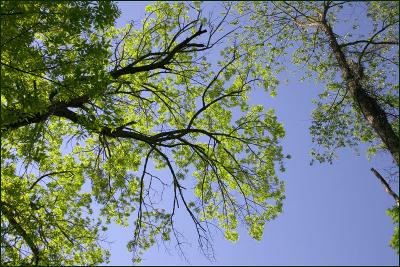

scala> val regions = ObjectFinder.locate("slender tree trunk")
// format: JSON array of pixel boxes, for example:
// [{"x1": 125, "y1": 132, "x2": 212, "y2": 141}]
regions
[{"x1": 321, "y1": 20, "x2": 399, "y2": 166}]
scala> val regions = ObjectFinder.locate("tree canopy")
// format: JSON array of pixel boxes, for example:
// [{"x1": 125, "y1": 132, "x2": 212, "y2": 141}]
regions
[
  {"x1": 1, "y1": 1, "x2": 398, "y2": 265},
  {"x1": 1, "y1": 1, "x2": 286, "y2": 265},
  {"x1": 231, "y1": 0, "x2": 398, "y2": 253}
]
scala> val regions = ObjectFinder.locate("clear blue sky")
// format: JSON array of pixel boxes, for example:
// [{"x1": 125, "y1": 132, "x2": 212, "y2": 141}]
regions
[{"x1": 102, "y1": 2, "x2": 399, "y2": 265}]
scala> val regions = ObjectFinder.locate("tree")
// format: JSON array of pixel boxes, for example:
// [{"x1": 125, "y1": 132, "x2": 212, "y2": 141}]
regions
[
  {"x1": 1, "y1": 2, "x2": 287, "y2": 265},
  {"x1": 232, "y1": 1, "x2": 399, "y2": 253}
]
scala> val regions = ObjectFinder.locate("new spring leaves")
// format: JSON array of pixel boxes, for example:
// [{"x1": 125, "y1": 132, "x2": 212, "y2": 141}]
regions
[{"x1": 1, "y1": 1, "x2": 398, "y2": 265}]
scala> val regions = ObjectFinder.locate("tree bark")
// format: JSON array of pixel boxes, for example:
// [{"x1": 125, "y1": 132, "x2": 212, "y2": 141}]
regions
[
  {"x1": 371, "y1": 168, "x2": 400, "y2": 206},
  {"x1": 321, "y1": 20, "x2": 399, "y2": 166}
]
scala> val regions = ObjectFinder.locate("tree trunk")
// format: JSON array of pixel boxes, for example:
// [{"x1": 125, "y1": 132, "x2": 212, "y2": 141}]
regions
[{"x1": 321, "y1": 20, "x2": 399, "y2": 166}]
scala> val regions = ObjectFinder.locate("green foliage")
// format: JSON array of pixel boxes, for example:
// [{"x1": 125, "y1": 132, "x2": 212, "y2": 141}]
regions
[
  {"x1": 2, "y1": 1, "x2": 397, "y2": 263},
  {"x1": 387, "y1": 205, "x2": 399, "y2": 254},
  {"x1": 233, "y1": 2, "x2": 399, "y2": 164},
  {"x1": 1, "y1": 1, "x2": 119, "y2": 265},
  {"x1": 232, "y1": 0, "x2": 399, "y2": 255},
  {"x1": 1, "y1": 1, "x2": 287, "y2": 264}
]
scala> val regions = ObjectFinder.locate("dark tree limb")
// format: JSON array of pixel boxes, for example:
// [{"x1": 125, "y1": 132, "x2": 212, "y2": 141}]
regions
[
  {"x1": 1, "y1": 94, "x2": 89, "y2": 131},
  {"x1": 29, "y1": 171, "x2": 74, "y2": 190},
  {"x1": 1, "y1": 201, "x2": 40, "y2": 265},
  {"x1": 1, "y1": 62, "x2": 63, "y2": 86},
  {"x1": 371, "y1": 168, "x2": 400, "y2": 206},
  {"x1": 340, "y1": 40, "x2": 399, "y2": 48},
  {"x1": 109, "y1": 26, "x2": 207, "y2": 79}
]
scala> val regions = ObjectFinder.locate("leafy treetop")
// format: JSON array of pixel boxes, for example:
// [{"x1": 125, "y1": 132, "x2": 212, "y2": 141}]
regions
[{"x1": 1, "y1": 1, "x2": 287, "y2": 265}]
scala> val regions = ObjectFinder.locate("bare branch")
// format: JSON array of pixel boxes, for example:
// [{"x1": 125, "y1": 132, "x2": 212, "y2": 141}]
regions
[
  {"x1": 371, "y1": 168, "x2": 399, "y2": 206},
  {"x1": 29, "y1": 171, "x2": 74, "y2": 190}
]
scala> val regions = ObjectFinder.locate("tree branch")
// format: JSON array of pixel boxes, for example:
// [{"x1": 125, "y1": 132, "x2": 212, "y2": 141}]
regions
[
  {"x1": 340, "y1": 40, "x2": 399, "y2": 48},
  {"x1": 1, "y1": 201, "x2": 40, "y2": 265},
  {"x1": 1, "y1": 62, "x2": 63, "y2": 86},
  {"x1": 357, "y1": 20, "x2": 399, "y2": 65},
  {"x1": 109, "y1": 27, "x2": 207, "y2": 79},
  {"x1": 371, "y1": 168, "x2": 399, "y2": 206},
  {"x1": 29, "y1": 171, "x2": 74, "y2": 190},
  {"x1": 1, "y1": 94, "x2": 89, "y2": 131}
]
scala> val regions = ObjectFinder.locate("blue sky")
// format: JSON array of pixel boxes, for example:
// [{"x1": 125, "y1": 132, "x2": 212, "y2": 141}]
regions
[{"x1": 102, "y1": 2, "x2": 399, "y2": 265}]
